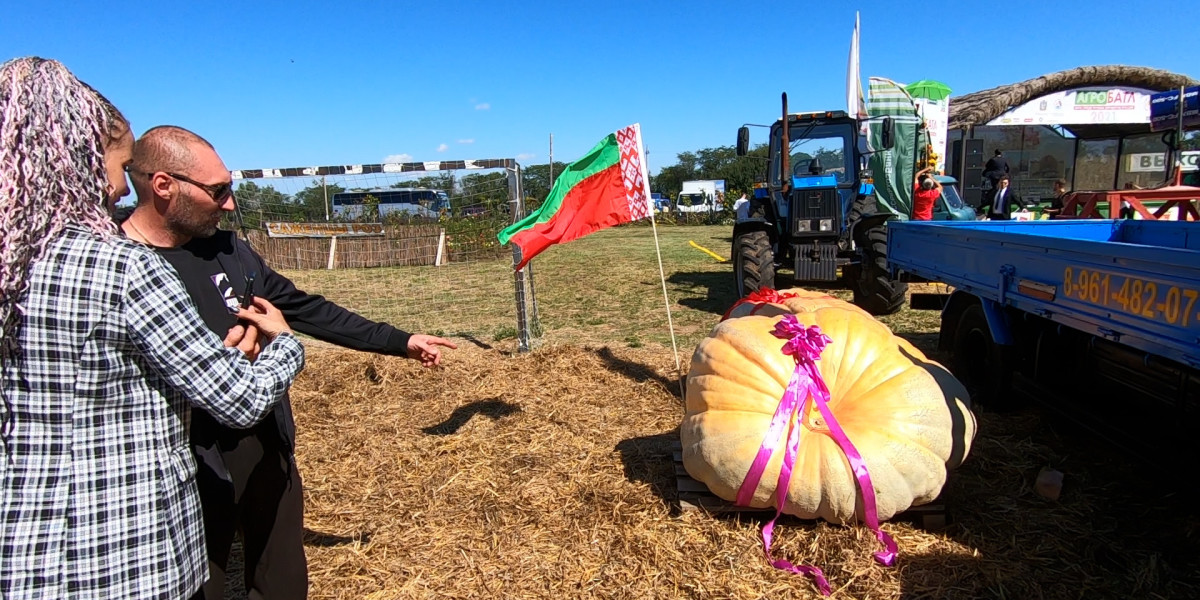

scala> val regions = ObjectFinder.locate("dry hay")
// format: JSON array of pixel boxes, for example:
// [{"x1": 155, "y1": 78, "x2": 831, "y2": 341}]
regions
[{"x1": 289, "y1": 341, "x2": 1200, "y2": 599}]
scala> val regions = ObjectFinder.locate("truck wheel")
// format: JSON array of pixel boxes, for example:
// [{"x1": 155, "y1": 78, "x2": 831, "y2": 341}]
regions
[
  {"x1": 950, "y1": 303, "x2": 1015, "y2": 409},
  {"x1": 850, "y1": 225, "x2": 906, "y2": 315},
  {"x1": 734, "y1": 230, "x2": 775, "y2": 298}
]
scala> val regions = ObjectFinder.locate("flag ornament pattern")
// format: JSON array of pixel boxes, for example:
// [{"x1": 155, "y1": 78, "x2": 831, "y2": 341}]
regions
[
  {"x1": 616, "y1": 125, "x2": 653, "y2": 222},
  {"x1": 498, "y1": 123, "x2": 652, "y2": 269}
]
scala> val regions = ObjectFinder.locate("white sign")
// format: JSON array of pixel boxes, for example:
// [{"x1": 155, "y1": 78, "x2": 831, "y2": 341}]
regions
[
  {"x1": 913, "y1": 97, "x2": 950, "y2": 173},
  {"x1": 1126, "y1": 151, "x2": 1200, "y2": 173},
  {"x1": 987, "y1": 87, "x2": 1153, "y2": 126}
]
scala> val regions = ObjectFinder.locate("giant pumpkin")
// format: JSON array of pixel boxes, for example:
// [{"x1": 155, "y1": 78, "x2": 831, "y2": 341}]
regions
[
  {"x1": 723, "y1": 287, "x2": 871, "y2": 321},
  {"x1": 682, "y1": 301, "x2": 976, "y2": 524}
]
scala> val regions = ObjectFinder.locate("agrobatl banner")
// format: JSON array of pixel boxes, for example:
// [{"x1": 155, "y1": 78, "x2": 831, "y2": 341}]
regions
[{"x1": 987, "y1": 87, "x2": 1153, "y2": 126}]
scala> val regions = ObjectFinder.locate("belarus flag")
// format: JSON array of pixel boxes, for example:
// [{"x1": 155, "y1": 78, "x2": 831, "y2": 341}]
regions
[{"x1": 498, "y1": 124, "x2": 653, "y2": 270}]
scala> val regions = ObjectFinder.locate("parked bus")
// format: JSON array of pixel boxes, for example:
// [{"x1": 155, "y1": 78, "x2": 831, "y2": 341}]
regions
[{"x1": 331, "y1": 188, "x2": 450, "y2": 220}]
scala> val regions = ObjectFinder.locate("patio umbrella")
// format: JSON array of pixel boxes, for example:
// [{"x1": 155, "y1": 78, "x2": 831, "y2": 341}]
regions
[{"x1": 905, "y1": 80, "x2": 952, "y2": 101}]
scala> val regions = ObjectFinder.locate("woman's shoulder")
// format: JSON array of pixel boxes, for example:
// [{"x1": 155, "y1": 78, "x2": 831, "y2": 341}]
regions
[{"x1": 58, "y1": 224, "x2": 174, "y2": 274}]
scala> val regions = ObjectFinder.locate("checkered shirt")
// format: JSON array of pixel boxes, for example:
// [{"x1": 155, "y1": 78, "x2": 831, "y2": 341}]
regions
[{"x1": 0, "y1": 225, "x2": 305, "y2": 600}]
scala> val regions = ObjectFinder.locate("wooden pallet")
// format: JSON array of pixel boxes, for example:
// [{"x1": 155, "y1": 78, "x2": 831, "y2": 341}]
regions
[{"x1": 673, "y1": 443, "x2": 948, "y2": 530}]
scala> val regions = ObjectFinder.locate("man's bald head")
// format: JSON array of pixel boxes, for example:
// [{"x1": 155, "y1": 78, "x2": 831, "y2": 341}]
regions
[{"x1": 130, "y1": 125, "x2": 216, "y2": 203}]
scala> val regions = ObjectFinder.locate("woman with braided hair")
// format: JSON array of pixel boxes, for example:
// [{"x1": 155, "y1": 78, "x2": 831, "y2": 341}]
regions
[{"x1": 0, "y1": 57, "x2": 306, "y2": 600}]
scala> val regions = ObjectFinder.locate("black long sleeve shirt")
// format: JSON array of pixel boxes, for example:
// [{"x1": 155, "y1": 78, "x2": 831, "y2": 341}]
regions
[{"x1": 156, "y1": 229, "x2": 411, "y2": 450}]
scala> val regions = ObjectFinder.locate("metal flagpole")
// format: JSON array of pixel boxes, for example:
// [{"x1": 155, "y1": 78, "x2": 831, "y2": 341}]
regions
[
  {"x1": 1174, "y1": 86, "x2": 1186, "y2": 186},
  {"x1": 515, "y1": 164, "x2": 539, "y2": 335},
  {"x1": 507, "y1": 165, "x2": 530, "y2": 352}
]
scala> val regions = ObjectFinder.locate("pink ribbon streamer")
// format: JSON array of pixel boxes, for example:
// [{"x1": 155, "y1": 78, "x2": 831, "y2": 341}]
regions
[{"x1": 732, "y1": 314, "x2": 897, "y2": 596}]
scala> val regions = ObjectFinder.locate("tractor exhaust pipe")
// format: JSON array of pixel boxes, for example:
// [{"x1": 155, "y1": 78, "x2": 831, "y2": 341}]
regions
[{"x1": 781, "y1": 92, "x2": 791, "y2": 195}]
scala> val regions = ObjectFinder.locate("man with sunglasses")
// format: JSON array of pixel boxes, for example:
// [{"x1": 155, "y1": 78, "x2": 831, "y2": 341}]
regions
[{"x1": 120, "y1": 126, "x2": 457, "y2": 600}]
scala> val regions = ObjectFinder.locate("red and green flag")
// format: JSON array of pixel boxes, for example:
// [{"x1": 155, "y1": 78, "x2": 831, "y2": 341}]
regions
[{"x1": 498, "y1": 124, "x2": 653, "y2": 269}]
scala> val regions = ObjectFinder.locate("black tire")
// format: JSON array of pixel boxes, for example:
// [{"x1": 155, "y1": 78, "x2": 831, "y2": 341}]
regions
[
  {"x1": 846, "y1": 193, "x2": 876, "y2": 225},
  {"x1": 849, "y1": 225, "x2": 907, "y2": 315},
  {"x1": 949, "y1": 303, "x2": 1015, "y2": 410},
  {"x1": 733, "y1": 229, "x2": 775, "y2": 298}
]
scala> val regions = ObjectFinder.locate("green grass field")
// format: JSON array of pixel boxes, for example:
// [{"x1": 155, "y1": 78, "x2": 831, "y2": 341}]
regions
[{"x1": 279, "y1": 224, "x2": 943, "y2": 356}]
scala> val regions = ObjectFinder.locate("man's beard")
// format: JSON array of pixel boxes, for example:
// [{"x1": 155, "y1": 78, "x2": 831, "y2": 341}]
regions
[{"x1": 166, "y1": 199, "x2": 221, "y2": 239}]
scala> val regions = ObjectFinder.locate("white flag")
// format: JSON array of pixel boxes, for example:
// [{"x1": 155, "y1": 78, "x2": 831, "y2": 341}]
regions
[{"x1": 846, "y1": 12, "x2": 867, "y2": 121}]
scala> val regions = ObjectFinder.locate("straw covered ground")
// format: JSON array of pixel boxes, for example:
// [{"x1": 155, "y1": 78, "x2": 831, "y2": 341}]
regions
[
  {"x1": 286, "y1": 338, "x2": 1200, "y2": 599},
  {"x1": 210, "y1": 226, "x2": 1200, "y2": 598}
]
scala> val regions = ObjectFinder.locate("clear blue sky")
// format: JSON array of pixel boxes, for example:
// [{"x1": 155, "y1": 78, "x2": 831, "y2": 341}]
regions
[{"x1": 3, "y1": 0, "x2": 1195, "y2": 175}]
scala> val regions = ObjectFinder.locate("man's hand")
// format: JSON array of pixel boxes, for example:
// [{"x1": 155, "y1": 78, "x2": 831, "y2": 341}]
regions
[
  {"x1": 406, "y1": 334, "x2": 458, "y2": 368},
  {"x1": 223, "y1": 323, "x2": 263, "y2": 361}
]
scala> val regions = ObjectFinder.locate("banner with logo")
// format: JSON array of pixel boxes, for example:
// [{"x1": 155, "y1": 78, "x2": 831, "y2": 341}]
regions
[
  {"x1": 912, "y1": 97, "x2": 949, "y2": 173},
  {"x1": 1149, "y1": 86, "x2": 1200, "y2": 132},
  {"x1": 866, "y1": 77, "x2": 922, "y2": 218},
  {"x1": 986, "y1": 87, "x2": 1153, "y2": 126}
]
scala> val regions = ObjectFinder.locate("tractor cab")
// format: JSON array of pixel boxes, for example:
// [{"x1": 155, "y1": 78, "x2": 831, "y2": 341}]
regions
[
  {"x1": 739, "y1": 110, "x2": 864, "y2": 282},
  {"x1": 733, "y1": 100, "x2": 908, "y2": 315}
]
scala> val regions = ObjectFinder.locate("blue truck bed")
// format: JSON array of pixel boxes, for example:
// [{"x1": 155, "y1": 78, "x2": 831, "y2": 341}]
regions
[{"x1": 886, "y1": 219, "x2": 1200, "y2": 369}]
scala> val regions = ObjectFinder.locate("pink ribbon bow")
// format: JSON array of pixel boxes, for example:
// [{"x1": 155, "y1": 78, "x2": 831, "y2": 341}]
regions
[{"x1": 733, "y1": 314, "x2": 897, "y2": 596}]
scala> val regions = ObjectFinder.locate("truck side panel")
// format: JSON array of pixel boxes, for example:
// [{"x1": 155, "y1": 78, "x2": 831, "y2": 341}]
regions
[{"x1": 887, "y1": 220, "x2": 1200, "y2": 369}]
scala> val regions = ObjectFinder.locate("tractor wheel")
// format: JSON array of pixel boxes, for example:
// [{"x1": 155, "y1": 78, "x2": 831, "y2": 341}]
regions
[
  {"x1": 734, "y1": 229, "x2": 775, "y2": 298},
  {"x1": 846, "y1": 193, "x2": 876, "y2": 225},
  {"x1": 850, "y1": 225, "x2": 907, "y2": 315}
]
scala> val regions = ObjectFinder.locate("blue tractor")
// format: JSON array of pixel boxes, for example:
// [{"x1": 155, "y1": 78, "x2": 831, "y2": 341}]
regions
[{"x1": 732, "y1": 94, "x2": 974, "y2": 314}]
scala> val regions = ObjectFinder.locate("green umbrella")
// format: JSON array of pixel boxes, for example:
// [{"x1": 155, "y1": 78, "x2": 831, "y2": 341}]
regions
[{"x1": 905, "y1": 80, "x2": 952, "y2": 101}]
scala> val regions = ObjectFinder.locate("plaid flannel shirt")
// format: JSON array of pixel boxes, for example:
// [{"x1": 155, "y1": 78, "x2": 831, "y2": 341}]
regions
[{"x1": 0, "y1": 225, "x2": 305, "y2": 600}]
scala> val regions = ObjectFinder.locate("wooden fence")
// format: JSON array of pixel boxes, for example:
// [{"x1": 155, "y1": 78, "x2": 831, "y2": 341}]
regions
[{"x1": 246, "y1": 224, "x2": 445, "y2": 270}]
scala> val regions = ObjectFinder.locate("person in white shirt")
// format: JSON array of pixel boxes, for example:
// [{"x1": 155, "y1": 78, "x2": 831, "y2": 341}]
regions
[{"x1": 733, "y1": 193, "x2": 750, "y2": 221}]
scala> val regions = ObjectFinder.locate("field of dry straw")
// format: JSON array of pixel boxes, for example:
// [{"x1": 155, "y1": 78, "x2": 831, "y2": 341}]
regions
[{"x1": 262, "y1": 226, "x2": 1198, "y2": 599}]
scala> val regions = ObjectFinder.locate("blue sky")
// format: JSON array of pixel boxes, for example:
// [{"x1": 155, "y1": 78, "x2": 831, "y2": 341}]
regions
[{"x1": 2, "y1": 0, "x2": 1195, "y2": 175}]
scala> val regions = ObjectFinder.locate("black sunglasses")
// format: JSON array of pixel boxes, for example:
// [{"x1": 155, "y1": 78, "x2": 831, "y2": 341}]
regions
[
  {"x1": 165, "y1": 172, "x2": 235, "y2": 204},
  {"x1": 127, "y1": 166, "x2": 234, "y2": 203}
]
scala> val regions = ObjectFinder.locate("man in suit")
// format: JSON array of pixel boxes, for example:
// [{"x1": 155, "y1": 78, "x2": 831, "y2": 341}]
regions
[
  {"x1": 981, "y1": 175, "x2": 1022, "y2": 220},
  {"x1": 982, "y1": 149, "x2": 1010, "y2": 190}
]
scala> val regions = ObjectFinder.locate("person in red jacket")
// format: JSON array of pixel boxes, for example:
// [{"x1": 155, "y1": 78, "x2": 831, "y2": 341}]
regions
[{"x1": 912, "y1": 166, "x2": 942, "y2": 221}]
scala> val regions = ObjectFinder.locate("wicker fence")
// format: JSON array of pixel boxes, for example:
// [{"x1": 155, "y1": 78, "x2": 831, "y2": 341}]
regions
[{"x1": 245, "y1": 224, "x2": 446, "y2": 270}]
